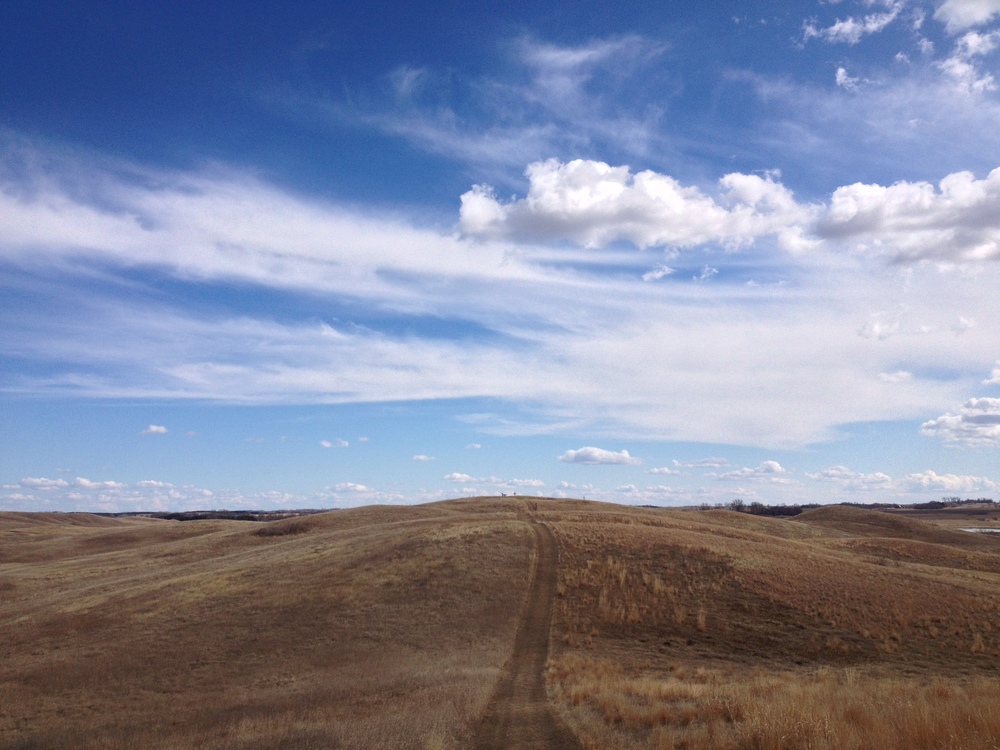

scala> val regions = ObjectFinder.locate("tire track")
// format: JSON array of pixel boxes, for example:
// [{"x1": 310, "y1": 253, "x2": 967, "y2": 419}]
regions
[{"x1": 472, "y1": 510, "x2": 582, "y2": 750}]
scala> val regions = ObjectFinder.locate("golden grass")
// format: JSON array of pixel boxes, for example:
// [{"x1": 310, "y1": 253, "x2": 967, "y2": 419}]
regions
[
  {"x1": 548, "y1": 654, "x2": 1000, "y2": 750},
  {"x1": 535, "y1": 501, "x2": 1000, "y2": 749},
  {"x1": 0, "y1": 501, "x2": 534, "y2": 749},
  {"x1": 5, "y1": 499, "x2": 1000, "y2": 749}
]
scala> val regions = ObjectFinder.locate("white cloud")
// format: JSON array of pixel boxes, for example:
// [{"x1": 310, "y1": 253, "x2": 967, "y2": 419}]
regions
[
  {"x1": 558, "y1": 446, "x2": 642, "y2": 465},
  {"x1": 74, "y1": 477, "x2": 125, "y2": 489},
  {"x1": 642, "y1": 264, "x2": 675, "y2": 281},
  {"x1": 412, "y1": 454, "x2": 435, "y2": 461},
  {"x1": 807, "y1": 465, "x2": 894, "y2": 490},
  {"x1": 441, "y1": 473, "x2": 543, "y2": 492},
  {"x1": 935, "y1": 0, "x2": 1000, "y2": 33},
  {"x1": 18, "y1": 477, "x2": 69, "y2": 489},
  {"x1": 306, "y1": 35, "x2": 668, "y2": 176},
  {"x1": 803, "y1": 2, "x2": 904, "y2": 44},
  {"x1": 358, "y1": 436, "x2": 370, "y2": 442},
  {"x1": 716, "y1": 460, "x2": 791, "y2": 482},
  {"x1": 4, "y1": 141, "x2": 1000, "y2": 452},
  {"x1": 506, "y1": 478, "x2": 545, "y2": 488},
  {"x1": 835, "y1": 67, "x2": 861, "y2": 90},
  {"x1": 694, "y1": 265, "x2": 719, "y2": 281},
  {"x1": 673, "y1": 457, "x2": 731, "y2": 468},
  {"x1": 954, "y1": 315, "x2": 976, "y2": 333},
  {"x1": 334, "y1": 482, "x2": 369, "y2": 492},
  {"x1": 921, "y1": 397, "x2": 1000, "y2": 445},
  {"x1": 937, "y1": 30, "x2": 1000, "y2": 93},
  {"x1": 460, "y1": 159, "x2": 815, "y2": 252},
  {"x1": 320, "y1": 438, "x2": 348, "y2": 448},
  {"x1": 899, "y1": 469, "x2": 997, "y2": 492},
  {"x1": 649, "y1": 466, "x2": 681, "y2": 475},
  {"x1": 141, "y1": 424, "x2": 168, "y2": 435},
  {"x1": 859, "y1": 310, "x2": 902, "y2": 340},
  {"x1": 465, "y1": 443, "x2": 481, "y2": 449},
  {"x1": 880, "y1": 370, "x2": 913, "y2": 382},
  {"x1": 984, "y1": 361, "x2": 1000, "y2": 384},
  {"x1": 818, "y1": 167, "x2": 1000, "y2": 262}
]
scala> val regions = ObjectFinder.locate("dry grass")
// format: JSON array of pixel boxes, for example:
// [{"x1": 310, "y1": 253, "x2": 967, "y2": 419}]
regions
[
  {"x1": 5, "y1": 499, "x2": 1000, "y2": 749},
  {"x1": 547, "y1": 654, "x2": 1000, "y2": 750},
  {"x1": 535, "y1": 501, "x2": 1000, "y2": 749},
  {"x1": 0, "y1": 501, "x2": 534, "y2": 749}
]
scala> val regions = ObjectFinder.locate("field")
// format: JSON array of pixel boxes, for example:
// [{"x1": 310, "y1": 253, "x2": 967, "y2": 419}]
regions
[{"x1": 3, "y1": 498, "x2": 1000, "y2": 749}]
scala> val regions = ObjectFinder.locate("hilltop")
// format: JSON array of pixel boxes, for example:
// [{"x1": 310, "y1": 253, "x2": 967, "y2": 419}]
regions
[{"x1": 3, "y1": 498, "x2": 1000, "y2": 749}]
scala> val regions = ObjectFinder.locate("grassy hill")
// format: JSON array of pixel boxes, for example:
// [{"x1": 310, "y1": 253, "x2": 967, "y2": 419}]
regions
[{"x1": 3, "y1": 498, "x2": 1000, "y2": 749}]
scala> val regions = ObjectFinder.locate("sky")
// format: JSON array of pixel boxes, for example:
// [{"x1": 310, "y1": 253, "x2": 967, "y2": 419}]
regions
[{"x1": 1, "y1": 0, "x2": 999, "y2": 512}]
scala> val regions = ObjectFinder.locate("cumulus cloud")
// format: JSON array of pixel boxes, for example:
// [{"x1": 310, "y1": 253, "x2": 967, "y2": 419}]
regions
[
  {"x1": 649, "y1": 466, "x2": 681, "y2": 475},
  {"x1": 460, "y1": 159, "x2": 815, "y2": 252},
  {"x1": 462, "y1": 159, "x2": 1000, "y2": 265},
  {"x1": 921, "y1": 397, "x2": 1000, "y2": 445},
  {"x1": 984, "y1": 362, "x2": 1000, "y2": 384},
  {"x1": 320, "y1": 438, "x2": 349, "y2": 448},
  {"x1": 74, "y1": 477, "x2": 125, "y2": 489},
  {"x1": 807, "y1": 465, "x2": 894, "y2": 490},
  {"x1": 937, "y1": 30, "x2": 1000, "y2": 93},
  {"x1": 716, "y1": 460, "x2": 791, "y2": 482},
  {"x1": 465, "y1": 443, "x2": 481, "y2": 449},
  {"x1": 334, "y1": 482, "x2": 369, "y2": 492},
  {"x1": 818, "y1": 167, "x2": 1000, "y2": 262},
  {"x1": 17, "y1": 477, "x2": 69, "y2": 489},
  {"x1": 443, "y1": 473, "x2": 543, "y2": 489},
  {"x1": 803, "y1": 2, "x2": 904, "y2": 44},
  {"x1": 141, "y1": 424, "x2": 168, "y2": 435},
  {"x1": 558, "y1": 446, "x2": 641, "y2": 465},
  {"x1": 4, "y1": 140, "x2": 1000, "y2": 453},
  {"x1": 412, "y1": 454, "x2": 435, "y2": 461},
  {"x1": 899, "y1": 469, "x2": 997, "y2": 492},
  {"x1": 935, "y1": 0, "x2": 1000, "y2": 33},
  {"x1": 835, "y1": 67, "x2": 861, "y2": 90}
]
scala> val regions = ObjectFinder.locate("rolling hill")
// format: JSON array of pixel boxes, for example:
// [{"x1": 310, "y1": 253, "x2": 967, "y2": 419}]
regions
[{"x1": 3, "y1": 498, "x2": 1000, "y2": 749}]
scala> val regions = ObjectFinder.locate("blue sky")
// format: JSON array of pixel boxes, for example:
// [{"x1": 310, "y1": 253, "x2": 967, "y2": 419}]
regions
[{"x1": 2, "y1": 0, "x2": 999, "y2": 512}]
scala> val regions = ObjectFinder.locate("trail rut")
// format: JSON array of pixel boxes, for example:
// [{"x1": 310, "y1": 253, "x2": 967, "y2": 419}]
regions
[{"x1": 472, "y1": 512, "x2": 582, "y2": 750}]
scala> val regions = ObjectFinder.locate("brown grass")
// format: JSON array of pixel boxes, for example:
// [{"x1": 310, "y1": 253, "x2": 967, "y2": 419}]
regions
[
  {"x1": 547, "y1": 654, "x2": 1000, "y2": 750},
  {"x1": 4, "y1": 499, "x2": 1000, "y2": 749},
  {"x1": 0, "y1": 500, "x2": 534, "y2": 749}
]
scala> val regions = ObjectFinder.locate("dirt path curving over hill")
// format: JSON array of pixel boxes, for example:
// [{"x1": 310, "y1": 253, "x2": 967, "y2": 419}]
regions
[{"x1": 472, "y1": 511, "x2": 582, "y2": 750}]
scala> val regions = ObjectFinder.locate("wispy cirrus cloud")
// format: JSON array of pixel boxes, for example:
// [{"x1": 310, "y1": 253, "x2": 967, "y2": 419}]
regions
[
  {"x1": 273, "y1": 35, "x2": 672, "y2": 179},
  {"x1": 803, "y1": 1, "x2": 905, "y2": 45},
  {"x1": 3, "y1": 139, "x2": 1000, "y2": 451}
]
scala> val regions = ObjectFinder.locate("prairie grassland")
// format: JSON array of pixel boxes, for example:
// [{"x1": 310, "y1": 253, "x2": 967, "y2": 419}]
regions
[
  {"x1": 536, "y1": 501, "x2": 1000, "y2": 749},
  {"x1": 547, "y1": 654, "x2": 1000, "y2": 750},
  {"x1": 0, "y1": 501, "x2": 534, "y2": 749},
  {"x1": 5, "y1": 499, "x2": 1000, "y2": 749}
]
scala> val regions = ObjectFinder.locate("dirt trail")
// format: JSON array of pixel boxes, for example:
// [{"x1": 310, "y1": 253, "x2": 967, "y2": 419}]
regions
[{"x1": 472, "y1": 510, "x2": 582, "y2": 750}]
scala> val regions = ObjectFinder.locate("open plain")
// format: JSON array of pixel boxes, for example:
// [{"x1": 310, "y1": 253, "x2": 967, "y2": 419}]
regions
[{"x1": 3, "y1": 498, "x2": 1000, "y2": 749}]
